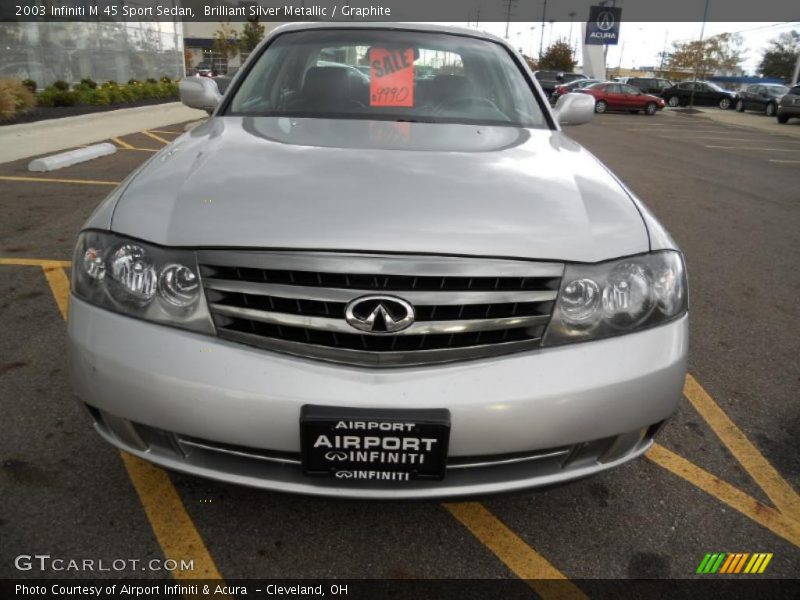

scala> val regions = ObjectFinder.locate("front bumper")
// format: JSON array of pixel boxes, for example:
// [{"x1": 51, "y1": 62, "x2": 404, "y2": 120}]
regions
[{"x1": 68, "y1": 295, "x2": 688, "y2": 499}]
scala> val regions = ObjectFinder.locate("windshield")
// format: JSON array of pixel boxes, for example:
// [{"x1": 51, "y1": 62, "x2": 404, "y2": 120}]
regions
[
  {"x1": 226, "y1": 29, "x2": 546, "y2": 128},
  {"x1": 706, "y1": 82, "x2": 727, "y2": 92}
]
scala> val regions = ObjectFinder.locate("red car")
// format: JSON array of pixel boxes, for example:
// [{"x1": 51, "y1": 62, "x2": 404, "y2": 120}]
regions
[{"x1": 578, "y1": 82, "x2": 665, "y2": 115}]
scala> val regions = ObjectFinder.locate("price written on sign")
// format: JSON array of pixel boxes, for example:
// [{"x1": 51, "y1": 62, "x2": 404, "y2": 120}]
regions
[{"x1": 369, "y1": 48, "x2": 415, "y2": 107}]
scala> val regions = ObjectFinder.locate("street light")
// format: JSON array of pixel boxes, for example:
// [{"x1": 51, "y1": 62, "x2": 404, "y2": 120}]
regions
[{"x1": 688, "y1": 0, "x2": 711, "y2": 111}]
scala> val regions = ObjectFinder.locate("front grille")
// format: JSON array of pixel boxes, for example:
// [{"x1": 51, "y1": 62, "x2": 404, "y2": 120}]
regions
[{"x1": 199, "y1": 251, "x2": 563, "y2": 367}]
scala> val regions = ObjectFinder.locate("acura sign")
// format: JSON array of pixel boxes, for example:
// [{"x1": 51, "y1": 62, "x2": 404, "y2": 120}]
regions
[{"x1": 585, "y1": 5, "x2": 622, "y2": 45}]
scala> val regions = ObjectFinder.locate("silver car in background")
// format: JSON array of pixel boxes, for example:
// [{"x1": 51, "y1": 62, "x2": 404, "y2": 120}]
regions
[{"x1": 68, "y1": 23, "x2": 688, "y2": 499}]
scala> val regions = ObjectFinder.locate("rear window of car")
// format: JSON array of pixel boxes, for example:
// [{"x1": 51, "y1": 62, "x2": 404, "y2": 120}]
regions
[
  {"x1": 227, "y1": 29, "x2": 546, "y2": 128},
  {"x1": 789, "y1": 86, "x2": 800, "y2": 96},
  {"x1": 562, "y1": 73, "x2": 585, "y2": 83}
]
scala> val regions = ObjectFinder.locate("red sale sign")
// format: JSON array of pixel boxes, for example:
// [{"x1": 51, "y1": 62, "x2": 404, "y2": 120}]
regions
[{"x1": 369, "y1": 48, "x2": 415, "y2": 107}]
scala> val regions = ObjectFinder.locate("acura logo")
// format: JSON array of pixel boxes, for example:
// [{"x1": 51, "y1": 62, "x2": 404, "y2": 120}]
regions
[
  {"x1": 597, "y1": 11, "x2": 615, "y2": 31},
  {"x1": 345, "y1": 295, "x2": 415, "y2": 334}
]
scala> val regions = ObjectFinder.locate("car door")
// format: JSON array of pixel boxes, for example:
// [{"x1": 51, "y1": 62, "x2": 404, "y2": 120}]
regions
[
  {"x1": 604, "y1": 84, "x2": 626, "y2": 109},
  {"x1": 622, "y1": 84, "x2": 644, "y2": 109},
  {"x1": 742, "y1": 85, "x2": 757, "y2": 109},
  {"x1": 754, "y1": 86, "x2": 770, "y2": 110}
]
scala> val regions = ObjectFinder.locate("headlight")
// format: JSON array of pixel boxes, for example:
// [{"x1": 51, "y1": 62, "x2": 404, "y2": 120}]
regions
[
  {"x1": 72, "y1": 230, "x2": 214, "y2": 334},
  {"x1": 542, "y1": 251, "x2": 687, "y2": 346}
]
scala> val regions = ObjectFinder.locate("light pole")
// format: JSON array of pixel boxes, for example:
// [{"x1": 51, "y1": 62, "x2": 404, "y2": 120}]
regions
[
  {"x1": 688, "y1": 0, "x2": 710, "y2": 111},
  {"x1": 568, "y1": 11, "x2": 577, "y2": 51},
  {"x1": 538, "y1": 0, "x2": 548, "y2": 58}
]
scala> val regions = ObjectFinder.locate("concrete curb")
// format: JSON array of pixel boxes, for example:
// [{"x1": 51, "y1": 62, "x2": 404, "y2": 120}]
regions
[{"x1": 0, "y1": 102, "x2": 207, "y2": 164}]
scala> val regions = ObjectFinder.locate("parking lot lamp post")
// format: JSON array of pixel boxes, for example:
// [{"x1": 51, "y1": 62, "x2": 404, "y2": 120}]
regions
[{"x1": 688, "y1": 0, "x2": 710, "y2": 110}]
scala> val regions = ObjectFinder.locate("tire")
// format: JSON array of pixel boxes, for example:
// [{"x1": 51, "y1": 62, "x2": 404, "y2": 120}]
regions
[
  {"x1": 735, "y1": 99, "x2": 745, "y2": 112},
  {"x1": 719, "y1": 97, "x2": 731, "y2": 110},
  {"x1": 765, "y1": 103, "x2": 776, "y2": 117},
  {"x1": 777, "y1": 114, "x2": 789, "y2": 124},
  {"x1": 595, "y1": 100, "x2": 607, "y2": 114},
  {"x1": 667, "y1": 95, "x2": 681, "y2": 107},
  {"x1": 645, "y1": 102, "x2": 658, "y2": 116}
]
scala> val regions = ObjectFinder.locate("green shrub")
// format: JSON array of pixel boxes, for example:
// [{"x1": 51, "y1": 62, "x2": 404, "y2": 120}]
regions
[
  {"x1": 38, "y1": 86, "x2": 78, "y2": 107},
  {"x1": 0, "y1": 78, "x2": 37, "y2": 119},
  {"x1": 52, "y1": 80, "x2": 70, "y2": 91},
  {"x1": 22, "y1": 79, "x2": 37, "y2": 93},
  {"x1": 145, "y1": 77, "x2": 158, "y2": 85},
  {"x1": 79, "y1": 77, "x2": 97, "y2": 89},
  {"x1": 160, "y1": 75, "x2": 173, "y2": 84},
  {"x1": 103, "y1": 80, "x2": 118, "y2": 88},
  {"x1": 127, "y1": 78, "x2": 141, "y2": 86}
]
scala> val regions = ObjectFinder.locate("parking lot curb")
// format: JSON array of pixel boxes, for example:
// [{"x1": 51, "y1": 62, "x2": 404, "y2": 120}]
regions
[{"x1": 0, "y1": 103, "x2": 206, "y2": 164}]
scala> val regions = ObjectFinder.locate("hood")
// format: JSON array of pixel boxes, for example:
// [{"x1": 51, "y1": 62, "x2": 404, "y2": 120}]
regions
[{"x1": 110, "y1": 117, "x2": 649, "y2": 263}]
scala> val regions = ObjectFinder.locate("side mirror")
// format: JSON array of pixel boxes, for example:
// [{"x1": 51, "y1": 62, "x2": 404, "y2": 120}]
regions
[
  {"x1": 554, "y1": 93, "x2": 594, "y2": 126},
  {"x1": 179, "y1": 77, "x2": 222, "y2": 114}
]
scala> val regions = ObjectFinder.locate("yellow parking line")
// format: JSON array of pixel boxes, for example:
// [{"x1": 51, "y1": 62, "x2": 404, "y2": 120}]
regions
[
  {"x1": 444, "y1": 503, "x2": 588, "y2": 599},
  {"x1": 113, "y1": 137, "x2": 136, "y2": 150},
  {"x1": 40, "y1": 264, "x2": 224, "y2": 582},
  {"x1": 646, "y1": 444, "x2": 800, "y2": 548},
  {"x1": 147, "y1": 130, "x2": 182, "y2": 135},
  {"x1": 0, "y1": 175, "x2": 120, "y2": 186},
  {"x1": 0, "y1": 258, "x2": 71, "y2": 267},
  {"x1": 118, "y1": 147, "x2": 160, "y2": 153},
  {"x1": 142, "y1": 130, "x2": 172, "y2": 145},
  {"x1": 121, "y1": 453, "x2": 223, "y2": 579},
  {"x1": 42, "y1": 265, "x2": 70, "y2": 320},
  {"x1": 683, "y1": 374, "x2": 800, "y2": 520}
]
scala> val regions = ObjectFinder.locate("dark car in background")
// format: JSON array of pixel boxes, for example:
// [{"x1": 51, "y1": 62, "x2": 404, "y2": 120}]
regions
[
  {"x1": 662, "y1": 81, "x2": 737, "y2": 109},
  {"x1": 736, "y1": 83, "x2": 789, "y2": 117},
  {"x1": 627, "y1": 77, "x2": 673, "y2": 96},
  {"x1": 551, "y1": 78, "x2": 600, "y2": 103},
  {"x1": 777, "y1": 84, "x2": 800, "y2": 124},
  {"x1": 534, "y1": 71, "x2": 588, "y2": 100},
  {"x1": 579, "y1": 82, "x2": 665, "y2": 115}
]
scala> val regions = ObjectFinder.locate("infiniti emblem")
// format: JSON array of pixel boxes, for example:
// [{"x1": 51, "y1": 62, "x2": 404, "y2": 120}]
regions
[{"x1": 345, "y1": 295, "x2": 415, "y2": 334}]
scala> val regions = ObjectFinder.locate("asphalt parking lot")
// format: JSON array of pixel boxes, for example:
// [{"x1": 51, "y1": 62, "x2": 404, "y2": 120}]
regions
[{"x1": 0, "y1": 112, "x2": 798, "y2": 593}]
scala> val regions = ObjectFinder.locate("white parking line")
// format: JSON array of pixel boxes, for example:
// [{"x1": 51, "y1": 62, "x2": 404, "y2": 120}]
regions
[
  {"x1": 706, "y1": 145, "x2": 797, "y2": 152},
  {"x1": 659, "y1": 136, "x2": 800, "y2": 143},
  {"x1": 769, "y1": 159, "x2": 800, "y2": 164}
]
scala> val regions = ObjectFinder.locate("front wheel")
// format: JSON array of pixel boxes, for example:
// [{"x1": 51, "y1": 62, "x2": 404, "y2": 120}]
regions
[
  {"x1": 719, "y1": 97, "x2": 732, "y2": 110},
  {"x1": 595, "y1": 100, "x2": 608, "y2": 113},
  {"x1": 765, "y1": 103, "x2": 777, "y2": 117},
  {"x1": 667, "y1": 95, "x2": 681, "y2": 107},
  {"x1": 736, "y1": 99, "x2": 745, "y2": 112},
  {"x1": 645, "y1": 102, "x2": 658, "y2": 116}
]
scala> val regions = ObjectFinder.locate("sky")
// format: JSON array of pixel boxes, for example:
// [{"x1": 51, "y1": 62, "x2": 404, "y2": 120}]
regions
[{"x1": 449, "y1": 21, "x2": 799, "y2": 74}]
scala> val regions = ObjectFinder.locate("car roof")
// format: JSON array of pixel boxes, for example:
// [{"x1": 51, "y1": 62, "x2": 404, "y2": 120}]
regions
[{"x1": 269, "y1": 21, "x2": 509, "y2": 46}]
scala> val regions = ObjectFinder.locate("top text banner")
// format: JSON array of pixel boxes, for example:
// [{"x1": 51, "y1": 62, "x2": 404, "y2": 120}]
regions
[{"x1": 2, "y1": 0, "x2": 799, "y2": 22}]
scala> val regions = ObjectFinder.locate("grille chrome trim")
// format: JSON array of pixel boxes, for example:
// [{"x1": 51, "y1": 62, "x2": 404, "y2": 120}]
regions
[
  {"x1": 218, "y1": 329, "x2": 543, "y2": 367},
  {"x1": 200, "y1": 252, "x2": 562, "y2": 367},
  {"x1": 210, "y1": 303, "x2": 550, "y2": 336},
  {"x1": 204, "y1": 278, "x2": 558, "y2": 305},
  {"x1": 198, "y1": 250, "x2": 564, "y2": 278}
]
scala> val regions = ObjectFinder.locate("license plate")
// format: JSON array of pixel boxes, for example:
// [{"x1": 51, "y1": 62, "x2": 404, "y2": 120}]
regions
[{"x1": 300, "y1": 405, "x2": 451, "y2": 482}]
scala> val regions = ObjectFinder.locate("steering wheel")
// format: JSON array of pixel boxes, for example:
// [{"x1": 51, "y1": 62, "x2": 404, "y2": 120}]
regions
[{"x1": 434, "y1": 96, "x2": 500, "y2": 113}]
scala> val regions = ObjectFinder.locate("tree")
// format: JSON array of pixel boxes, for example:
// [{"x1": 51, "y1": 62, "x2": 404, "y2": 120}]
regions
[
  {"x1": 212, "y1": 24, "x2": 240, "y2": 63},
  {"x1": 758, "y1": 31, "x2": 800, "y2": 81},
  {"x1": 537, "y1": 40, "x2": 576, "y2": 72},
  {"x1": 239, "y1": 19, "x2": 265, "y2": 54},
  {"x1": 667, "y1": 32, "x2": 744, "y2": 79}
]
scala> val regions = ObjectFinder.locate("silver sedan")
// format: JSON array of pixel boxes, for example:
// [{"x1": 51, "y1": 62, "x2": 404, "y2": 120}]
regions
[{"x1": 67, "y1": 22, "x2": 688, "y2": 498}]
